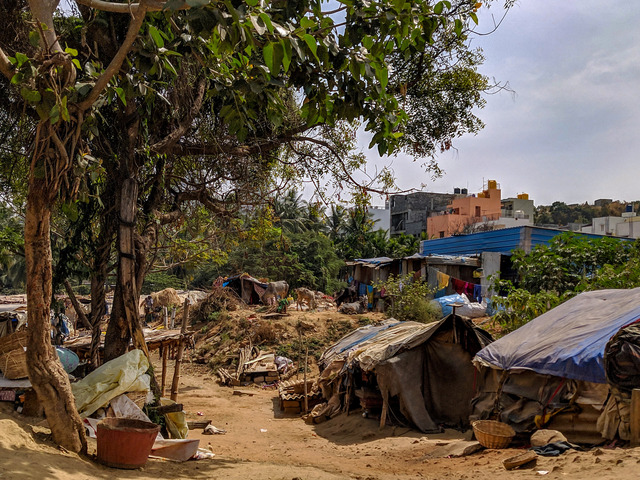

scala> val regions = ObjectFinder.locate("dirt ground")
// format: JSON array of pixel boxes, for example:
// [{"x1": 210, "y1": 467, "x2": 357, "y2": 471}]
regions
[{"x1": 2, "y1": 307, "x2": 640, "y2": 479}]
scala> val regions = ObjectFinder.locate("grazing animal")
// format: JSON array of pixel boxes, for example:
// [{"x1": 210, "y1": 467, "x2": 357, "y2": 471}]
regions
[
  {"x1": 338, "y1": 296, "x2": 367, "y2": 315},
  {"x1": 334, "y1": 285, "x2": 358, "y2": 306},
  {"x1": 294, "y1": 287, "x2": 317, "y2": 311},
  {"x1": 261, "y1": 280, "x2": 289, "y2": 305}
]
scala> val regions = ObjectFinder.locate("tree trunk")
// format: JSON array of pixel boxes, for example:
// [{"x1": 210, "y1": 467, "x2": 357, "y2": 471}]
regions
[
  {"x1": 24, "y1": 178, "x2": 86, "y2": 453},
  {"x1": 63, "y1": 279, "x2": 91, "y2": 330},
  {"x1": 104, "y1": 178, "x2": 140, "y2": 361}
]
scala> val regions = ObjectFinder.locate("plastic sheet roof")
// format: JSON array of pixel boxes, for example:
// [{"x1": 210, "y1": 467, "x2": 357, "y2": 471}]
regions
[
  {"x1": 474, "y1": 288, "x2": 640, "y2": 383},
  {"x1": 319, "y1": 319, "x2": 447, "y2": 372}
]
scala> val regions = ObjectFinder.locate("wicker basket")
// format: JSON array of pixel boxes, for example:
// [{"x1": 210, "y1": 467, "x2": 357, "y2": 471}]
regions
[
  {"x1": 503, "y1": 450, "x2": 537, "y2": 470},
  {"x1": 0, "y1": 329, "x2": 28, "y2": 356},
  {"x1": 125, "y1": 391, "x2": 148, "y2": 409},
  {"x1": 0, "y1": 348, "x2": 29, "y2": 380},
  {"x1": 472, "y1": 420, "x2": 515, "y2": 449}
]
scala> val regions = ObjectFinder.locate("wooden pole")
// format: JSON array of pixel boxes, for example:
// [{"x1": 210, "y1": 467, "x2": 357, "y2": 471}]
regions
[
  {"x1": 631, "y1": 388, "x2": 640, "y2": 446},
  {"x1": 303, "y1": 344, "x2": 309, "y2": 413},
  {"x1": 170, "y1": 299, "x2": 190, "y2": 402},
  {"x1": 163, "y1": 307, "x2": 168, "y2": 329},
  {"x1": 160, "y1": 345, "x2": 168, "y2": 397}
]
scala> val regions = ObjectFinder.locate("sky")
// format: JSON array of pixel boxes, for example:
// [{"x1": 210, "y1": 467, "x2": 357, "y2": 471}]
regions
[{"x1": 363, "y1": 1, "x2": 640, "y2": 207}]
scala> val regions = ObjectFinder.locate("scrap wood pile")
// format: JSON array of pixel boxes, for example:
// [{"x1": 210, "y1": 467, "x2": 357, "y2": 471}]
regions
[{"x1": 216, "y1": 344, "x2": 296, "y2": 386}]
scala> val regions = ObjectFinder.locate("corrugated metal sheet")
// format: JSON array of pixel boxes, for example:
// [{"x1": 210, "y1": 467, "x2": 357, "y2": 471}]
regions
[{"x1": 420, "y1": 226, "x2": 632, "y2": 257}]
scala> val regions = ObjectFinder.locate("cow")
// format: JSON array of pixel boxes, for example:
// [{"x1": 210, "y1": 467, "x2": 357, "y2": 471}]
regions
[
  {"x1": 338, "y1": 296, "x2": 367, "y2": 314},
  {"x1": 261, "y1": 280, "x2": 289, "y2": 305},
  {"x1": 334, "y1": 285, "x2": 358, "y2": 306},
  {"x1": 294, "y1": 287, "x2": 317, "y2": 311}
]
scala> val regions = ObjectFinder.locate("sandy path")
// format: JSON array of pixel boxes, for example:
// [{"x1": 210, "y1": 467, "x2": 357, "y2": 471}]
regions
[{"x1": 3, "y1": 331, "x2": 640, "y2": 479}]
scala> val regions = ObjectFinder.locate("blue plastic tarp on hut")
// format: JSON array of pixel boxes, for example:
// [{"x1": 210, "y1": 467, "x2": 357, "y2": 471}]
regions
[{"x1": 474, "y1": 288, "x2": 640, "y2": 383}]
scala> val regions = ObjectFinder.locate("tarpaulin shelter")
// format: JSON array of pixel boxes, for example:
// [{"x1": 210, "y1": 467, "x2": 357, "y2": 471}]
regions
[
  {"x1": 317, "y1": 316, "x2": 492, "y2": 432},
  {"x1": 472, "y1": 287, "x2": 640, "y2": 444},
  {"x1": 221, "y1": 273, "x2": 267, "y2": 304}
]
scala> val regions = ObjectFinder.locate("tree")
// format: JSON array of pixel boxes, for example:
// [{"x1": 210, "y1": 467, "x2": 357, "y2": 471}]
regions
[{"x1": 0, "y1": 0, "x2": 495, "y2": 451}]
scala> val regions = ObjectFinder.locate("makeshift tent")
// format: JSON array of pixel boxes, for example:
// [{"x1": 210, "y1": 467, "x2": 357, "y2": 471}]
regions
[
  {"x1": 472, "y1": 287, "x2": 640, "y2": 444},
  {"x1": 221, "y1": 273, "x2": 267, "y2": 304},
  {"x1": 316, "y1": 316, "x2": 492, "y2": 432}
]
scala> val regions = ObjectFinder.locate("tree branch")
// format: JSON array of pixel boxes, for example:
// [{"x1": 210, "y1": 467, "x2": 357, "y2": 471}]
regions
[
  {"x1": 74, "y1": 0, "x2": 185, "y2": 13},
  {"x1": 77, "y1": 3, "x2": 148, "y2": 111},
  {"x1": 0, "y1": 46, "x2": 14, "y2": 81},
  {"x1": 150, "y1": 77, "x2": 207, "y2": 154},
  {"x1": 172, "y1": 123, "x2": 311, "y2": 158}
]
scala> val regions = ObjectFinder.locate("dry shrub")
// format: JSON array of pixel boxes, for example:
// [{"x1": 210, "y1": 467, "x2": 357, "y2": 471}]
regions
[
  {"x1": 252, "y1": 321, "x2": 278, "y2": 344},
  {"x1": 191, "y1": 287, "x2": 242, "y2": 323}
]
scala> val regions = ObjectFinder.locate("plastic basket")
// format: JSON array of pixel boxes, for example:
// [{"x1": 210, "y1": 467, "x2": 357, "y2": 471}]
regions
[
  {"x1": 0, "y1": 348, "x2": 29, "y2": 379},
  {"x1": 0, "y1": 329, "x2": 28, "y2": 356},
  {"x1": 472, "y1": 420, "x2": 515, "y2": 449}
]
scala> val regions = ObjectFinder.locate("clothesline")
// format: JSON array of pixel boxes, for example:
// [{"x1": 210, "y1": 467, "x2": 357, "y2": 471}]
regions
[{"x1": 427, "y1": 266, "x2": 484, "y2": 303}]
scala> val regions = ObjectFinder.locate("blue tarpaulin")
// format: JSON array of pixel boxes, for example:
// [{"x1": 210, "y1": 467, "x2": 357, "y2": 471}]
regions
[{"x1": 475, "y1": 288, "x2": 640, "y2": 384}]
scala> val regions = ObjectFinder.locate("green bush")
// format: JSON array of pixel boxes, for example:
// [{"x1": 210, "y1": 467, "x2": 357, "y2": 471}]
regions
[
  {"x1": 376, "y1": 274, "x2": 438, "y2": 323},
  {"x1": 141, "y1": 272, "x2": 184, "y2": 294}
]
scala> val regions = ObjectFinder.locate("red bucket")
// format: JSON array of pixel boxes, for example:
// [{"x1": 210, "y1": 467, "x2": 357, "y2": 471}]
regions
[{"x1": 96, "y1": 418, "x2": 160, "y2": 469}]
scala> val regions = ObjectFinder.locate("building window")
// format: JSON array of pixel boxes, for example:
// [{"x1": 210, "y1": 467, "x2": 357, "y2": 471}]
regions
[
  {"x1": 439, "y1": 231, "x2": 445, "y2": 238},
  {"x1": 475, "y1": 206, "x2": 481, "y2": 217}
]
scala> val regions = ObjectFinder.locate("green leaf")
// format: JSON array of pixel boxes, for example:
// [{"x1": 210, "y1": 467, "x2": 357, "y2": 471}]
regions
[
  {"x1": 149, "y1": 25, "x2": 164, "y2": 48},
  {"x1": 302, "y1": 34, "x2": 318, "y2": 61},
  {"x1": 64, "y1": 46, "x2": 78, "y2": 57},
  {"x1": 258, "y1": 13, "x2": 274, "y2": 33},
  {"x1": 20, "y1": 87, "x2": 41, "y2": 103},
  {"x1": 15, "y1": 52, "x2": 28, "y2": 68},
  {"x1": 281, "y1": 39, "x2": 292, "y2": 73},
  {"x1": 245, "y1": 0, "x2": 259, "y2": 6},
  {"x1": 375, "y1": 64, "x2": 388, "y2": 90},
  {"x1": 114, "y1": 87, "x2": 127, "y2": 105},
  {"x1": 72, "y1": 59, "x2": 81, "y2": 69},
  {"x1": 28, "y1": 31, "x2": 40, "y2": 48},
  {"x1": 263, "y1": 42, "x2": 274, "y2": 73},
  {"x1": 433, "y1": 1, "x2": 444, "y2": 14},
  {"x1": 60, "y1": 97, "x2": 70, "y2": 122},
  {"x1": 49, "y1": 104, "x2": 60, "y2": 125},
  {"x1": 300, "y1": 17, "x2": 316, "y2": 30}
]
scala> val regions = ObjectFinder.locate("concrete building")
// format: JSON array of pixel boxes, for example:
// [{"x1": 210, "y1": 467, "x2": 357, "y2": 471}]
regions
[
  {"x1": 501, "y1": 194, "x2": 535, "y2": 222},
  {"x1": 389, "y1": 192, "x2": 457, "y2": 237},
  {"x1": 581, "y1": 207, "x2": 640, "y2": 238},
  {"x1": 368, "y1": 203, "x2": 390, "y2": 237},
  {"x1": 427, "y1": 181, "x2": 502, "y2": 238}
]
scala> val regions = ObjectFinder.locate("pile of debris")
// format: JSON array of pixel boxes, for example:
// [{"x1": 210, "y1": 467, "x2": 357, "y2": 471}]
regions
[
  {"x1": 216, "y1": 345, "x2": 295, "y2": 386},
  {"x1": 278, "y1": 379, "x2": 322, "y2": 414},
  {"x1": 190, "y1": 287, "x2": 243, "y2": 323}
]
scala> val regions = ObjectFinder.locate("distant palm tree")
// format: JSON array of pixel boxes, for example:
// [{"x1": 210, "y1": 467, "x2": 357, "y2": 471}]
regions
[{"x1": 273, "y1": 190, "x2": 308, "y2": 234}]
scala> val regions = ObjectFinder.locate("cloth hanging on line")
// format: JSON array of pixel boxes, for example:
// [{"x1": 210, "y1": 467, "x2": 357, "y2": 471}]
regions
[
  {"x1": 437, "y1": 271, "x2": 450, "y2": 290},
  {"x1": 473, "y1": 284, "x2": 483, "y2": 303}
]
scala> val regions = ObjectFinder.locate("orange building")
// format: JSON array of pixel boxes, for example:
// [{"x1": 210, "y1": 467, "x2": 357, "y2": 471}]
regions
[{"x1": 427, "y1": 181, "x2": 502, "y2": 238}]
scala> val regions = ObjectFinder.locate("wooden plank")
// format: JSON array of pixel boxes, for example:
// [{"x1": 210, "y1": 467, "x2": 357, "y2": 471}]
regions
[
  {"x1": 170, "y1": 299, "x2": 190, "y2": 402},
  {"x1": 160, "y1": 346, "x2": 168, "y2": 396},
  {"x1": 631, "y1": 388, "x2": 640, "y2": 447},
  {"x1": 232, "y1": 390, "x2": 255, "y2": 396},
  {"x1": 379, "y1": 396, "x2": 388, "y2": 430}
]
